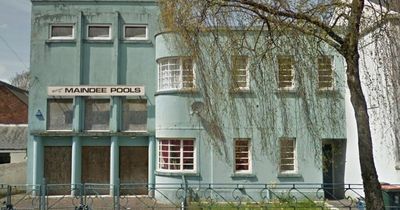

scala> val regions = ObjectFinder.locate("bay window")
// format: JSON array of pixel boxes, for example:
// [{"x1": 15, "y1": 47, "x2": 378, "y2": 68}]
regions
[{"x1": 158, "y1": 57, "x2": 194, "y2": 91}]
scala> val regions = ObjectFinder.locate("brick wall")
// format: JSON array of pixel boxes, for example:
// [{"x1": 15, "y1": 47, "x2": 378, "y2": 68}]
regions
[{"x1": 0, "y1": 86, "x2": 28, "y2": 124}]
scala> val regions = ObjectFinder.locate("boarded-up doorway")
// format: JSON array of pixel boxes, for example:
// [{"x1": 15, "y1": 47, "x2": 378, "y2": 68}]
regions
[
  {"x1": 44, "y1": 146, "x2": 72, "y2": 195},
  {"x1": 82, "y1": 146, "x2": 110, "y2": 194},
  {"x1": 120, "y1": 146, "x2": 148, "y2": 195}
]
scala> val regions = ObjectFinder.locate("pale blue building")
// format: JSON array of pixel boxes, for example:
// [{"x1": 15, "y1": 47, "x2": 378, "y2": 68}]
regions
[{"x1": 28, "y1": 0, "x2": 347, "y2": 199}]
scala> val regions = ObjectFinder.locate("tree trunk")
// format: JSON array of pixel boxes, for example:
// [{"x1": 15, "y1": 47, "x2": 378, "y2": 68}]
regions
[{"x1": 345, "y1": 52, "x2": 385, "y2": 210}]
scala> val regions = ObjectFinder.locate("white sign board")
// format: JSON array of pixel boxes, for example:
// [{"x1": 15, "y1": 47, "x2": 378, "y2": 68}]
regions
[{"x1": 48, "y1": 86, "x2": 145, "y2": 96}]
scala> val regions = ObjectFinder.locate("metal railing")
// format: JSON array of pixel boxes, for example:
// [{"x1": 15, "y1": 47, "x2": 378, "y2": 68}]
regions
[{"x1": 0, "y1": 182, "x2": 375, "y2": 210}]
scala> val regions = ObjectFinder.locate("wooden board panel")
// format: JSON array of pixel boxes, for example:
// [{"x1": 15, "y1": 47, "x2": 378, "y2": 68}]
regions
[
  {"x1": 82, "y1": 146, "x2": 110, "y2": 184},
  {"x1": 120, "y1": 146, "x2": 148, "y2": 195},
  {"x1": 44, "y1": 146, "x2": 72, "y2": 195}
]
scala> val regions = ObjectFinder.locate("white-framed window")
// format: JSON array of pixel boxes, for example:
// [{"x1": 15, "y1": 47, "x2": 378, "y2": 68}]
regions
[
  {"x1": 158, "y1": 57, "x2": 194, "y2": 91},
  {"x1": 84, "y1": 98, "x2": 110, "y2": 131},
  {"x1": 50, "y1": 24, "x2": 74, "y2": 40},
  {"x1": 122, "y1": 99, "x2": 147, "y2": 132},
  {"x1": 87, "y1": 25, "x2": 111, "y2": 40},
  {"x1": 277, "y1": 55, "x2": 295, "y2": 89},
  {"x1": 232, "y1": 56, "x2": 249, "y2": 90},
  {"x1": 318, "y1": 56, "x2": 334, "y2": 90},
  {"x1": 158, "y1": 139, "x2": 196, "y2": 172},
  {"x1": 124, "y1": 25, "x2": 148, "y2": 40},
  {"x1": 280, "y1": 138, "x2": 296, "y2": 173},
  {"x1": 234, "y1": 138, "x2": 251, "y2": 173},
  {"x1": 47, "y1": 98, "x2": 73, "y2": 130}
]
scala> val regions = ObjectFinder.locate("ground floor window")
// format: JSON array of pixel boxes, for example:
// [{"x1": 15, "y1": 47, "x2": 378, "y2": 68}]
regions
[
  {"x1": 158, "y1": 139, "x2": 195, "y2": 172},
  {"x1": 280, "y1": 138, "x2": 296, "y2": 173},
  {"x1": 234, "y1": 138, "x2": 251, "y2": 173},
  {"x1": 0, "y1": 153, "x2": 10, "y2": 164}
]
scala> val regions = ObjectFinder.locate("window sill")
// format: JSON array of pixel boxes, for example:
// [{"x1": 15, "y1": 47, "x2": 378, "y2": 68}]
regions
[
  {"x1": 155, "y1": 171, "x2": 200, "y2": 177},
  {"x1": 231, "y1": 173, "x2": 256, "y2": 178},
  {"x1": 46, "y1": 39, "x2": 76, "y2": 44},
  {"x1": 155, "y1": 89, "x2": 199, "y2": 96},
  {"x1": 277, "y1": 173, "x2": 302, "y2": 178},
  {"x1": 31, "y1": 131, "x2": 150, "y2": 137},
  {"x1": 121, "y1": 39, "x2": 153, "y2": 45},
  {"x1": 84, "y1": 39, "x2": 114, "y2": 44}
]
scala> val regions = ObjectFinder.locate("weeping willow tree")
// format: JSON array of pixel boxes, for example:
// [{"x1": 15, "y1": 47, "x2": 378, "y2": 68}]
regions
[{"x1": 159, "y1": 0, "x2": 400, "y2": 209}]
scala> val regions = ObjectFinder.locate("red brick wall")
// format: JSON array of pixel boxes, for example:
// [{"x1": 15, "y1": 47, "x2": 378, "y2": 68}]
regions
[{"x1": 0, "y1": 86, "x2": 28, "y2": 124}]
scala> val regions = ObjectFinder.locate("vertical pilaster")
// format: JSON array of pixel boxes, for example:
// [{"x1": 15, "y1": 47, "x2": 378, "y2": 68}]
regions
[
  {"x1": 110, "y1": 136, "x2": 119, "y2": 195},
  {"x1": 148, "y1": 136, "x2": 156, "y2": 192},
  {"x1": 32, "y1": 136, "x2": 44, "y2": 187},
  {"x1": 71, "y1": 136, "x2": 82, "y2": 195}
]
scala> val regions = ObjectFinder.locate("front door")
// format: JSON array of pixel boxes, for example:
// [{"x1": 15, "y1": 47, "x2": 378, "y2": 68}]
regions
[{"x1": 323, "y1": 143, "x2": 334, "y2": 199}]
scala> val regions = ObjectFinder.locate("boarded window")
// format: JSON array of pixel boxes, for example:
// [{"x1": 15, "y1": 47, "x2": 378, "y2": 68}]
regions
[
  {"x1": 124, "y1": 25, "x2": 147, "y2": 40},
  {"x1": 318, "y1": 56, "x2": 334, "y2": 89},
  {"x1": 235, "y1": 138, "x2": 251, "y2": 173},
  {"x1": 84, "y1": 99, "x2": 110, "y2": 131},
  {"x1": 232, "y1": 56, "x2": 249, "y2": 89},
  {"x1": 278, "y1": 55, "x2": 295, "y2": 89},
  {"x1": 47, "y1": 99, "x2": 73, "y2": 130},
  {"x1": 44, "y1": 147, "x2": 71, "y2": 195},
  {"x1": 122, "y1": 99, "x2": 147, "y2": 131},
  {"x1": 87, "y1": 25, "x2": 111, "y2": 39},
  {"x1": 280, "y1": 138, "x2": 296, "y2": 173},
  {"x1": 50, "y1": 25, "x2": 74, "y2": 39}
]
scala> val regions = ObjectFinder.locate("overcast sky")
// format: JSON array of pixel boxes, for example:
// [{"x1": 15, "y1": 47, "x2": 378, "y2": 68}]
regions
[{"x1": 0, "y1": 0, "x2": 31, "y2": 83}]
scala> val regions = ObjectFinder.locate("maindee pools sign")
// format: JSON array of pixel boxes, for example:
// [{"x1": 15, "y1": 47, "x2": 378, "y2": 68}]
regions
[{"x1": 48, "y1": 86, "x2": 145, "y2": 96}]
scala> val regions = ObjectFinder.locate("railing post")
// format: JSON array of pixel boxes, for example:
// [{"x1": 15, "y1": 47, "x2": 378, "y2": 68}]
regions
[
  {"x1": 114, "y1": 179, "x2": 120, "y2": 210},
  {"x1": 40, "y1": 178, "x2": 46, "y2": 210},
  {"x1": 5, "y1": 185, "x2": 13, "y2": 210},
  {"x1": 181, "y1": 175, "x2": 187, "y2": 210}
]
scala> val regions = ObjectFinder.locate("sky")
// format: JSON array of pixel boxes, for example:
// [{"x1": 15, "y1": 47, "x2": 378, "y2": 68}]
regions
[{"x1": 0, "y1": 0, "x2": 31, "y2": 83}]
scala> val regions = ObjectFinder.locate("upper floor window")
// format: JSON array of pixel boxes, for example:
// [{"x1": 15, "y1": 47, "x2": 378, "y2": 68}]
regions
[
  {"x1": 158, "y1": 139, "x2": 195, "y2": 172},
  {"x1": 122, "y1": 99, "x2": 147, "y2": 132},
  {"x1": 280, "y1": 138, "x2": 296, "y2": 173},
  {"x1": 158, "y1": 57, "x2": 194, "y2": 91},
  {"x1": 47, "y1": 98, "x2": 73, "y2": 130},
  {"x1": 124, "y1": 25, "x2": 148, "y2": 40},
  {"x1": 277, "y1": 55, "x2": 295, "y2": 89},
  {"x1": 50, "y1": 24, "x2": 74, "y2": 40},
  {"x1": 234, "y1": 138, "x2": 251, "y2": 173},
  {"x1": 87, "y1": 25, "x2": 111, "y2": 40},
  {"x1": 84, "y1": 98, "x2": 110, "y2": 131},
  {"x1": 318, "y1": 56, "x2": 334, "y2": 90},
  {"x1": 232, "y1": 56, "x2": 249, "y2": 90}
]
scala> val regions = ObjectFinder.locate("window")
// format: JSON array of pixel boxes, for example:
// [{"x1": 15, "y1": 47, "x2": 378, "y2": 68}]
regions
[
  {"x1": 122, "y1": 99, "x2": 147, "y2": 131},
  {"x1": 47, "y1": 99, "x2": 73, "y2": 130},
  {"x1": 232, "y1": 56, "x2": 249, "y2": 89},
  {"x1": 280, "y1": 138, "x2": 296, "y2": 173},
  {"x1": 158, "y1": 57, "x2": 194, "y2": 91},
  {"x1": 318, "y1": 56, "x2": 334, "y2": 89},
  {"x1": 124, "y1": 25, "x2": 148, "y2": 40},
  {"x1": 277, "y1": 55, "x2": 295, "y2": 89},
  {"x1": 0, "y1": 153, "x2": 11, "y2": 164},
  {"x1": 158, "y1": 139, "x2": 195, "y2": 172},
  {"x1": 87, "y1": 25, "x2": 111, "y2": 40},
  {"x1": 234, "y1": 138, "x2": 251, "y2": 173},
  {"x1": 84, "y1": 98, "x2": 110, "y2": 131},
  {"x1": 50, "y1": 25, "x2": 74, "y2": 40}
]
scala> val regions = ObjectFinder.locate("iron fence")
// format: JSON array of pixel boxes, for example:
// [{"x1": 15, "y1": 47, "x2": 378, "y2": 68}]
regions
[{"x1": 0, "y1": 182, "x2": 375, "y2": 210}]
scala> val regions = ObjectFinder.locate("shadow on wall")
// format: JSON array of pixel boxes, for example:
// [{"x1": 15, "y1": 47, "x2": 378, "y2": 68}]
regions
[{"x1": 0, "y1": 162, "x2": 26, "y2": 184}]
